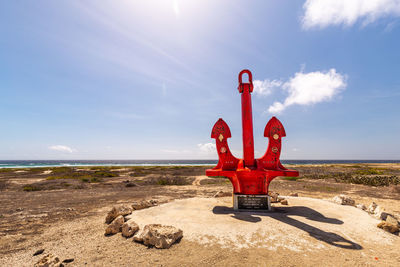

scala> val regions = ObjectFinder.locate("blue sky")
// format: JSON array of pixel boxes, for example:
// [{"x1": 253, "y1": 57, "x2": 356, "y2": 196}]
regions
[{"x1": 1, "y1": 0, "x2": 399, "y2": 160}]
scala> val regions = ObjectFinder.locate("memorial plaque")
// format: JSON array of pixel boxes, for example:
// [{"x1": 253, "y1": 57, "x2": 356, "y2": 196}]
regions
[{"x1": 233, "y1": 194, "x2": 271, "y2": 210}]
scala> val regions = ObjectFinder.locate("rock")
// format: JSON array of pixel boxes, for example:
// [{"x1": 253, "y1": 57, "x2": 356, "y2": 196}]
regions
[
  {"x1": 377, "y1": 221, "x2": 400, "y2": 234},
  {"x1": 122, "y1": 219, "x2": 139, "y2": 238},
  {"x1": 149, "y1": 199, "x2": 158, "y2": 205},
  {"x1": 133, "y1": 229, "x2": 144, "y2": 243},
  {"x1": 62, "y1": 258, "x2": 74, "y2": 263},
  {"x1": 289, "y1": 193, "x2": 298, "y2": 197},
  {"x1": 34, "y1": 254, "x2": 62, "y2": 267},
  {"x1": 214, "y1": 191, "x2": 231, "y2": 198},
  {"x1": 280, "y1": 199, "x2": 288, "y2": 205},
  {"x1": 133, "y1": 224, "x2": 183, "y2": 249},
  {"x1": 125, "y1": 182, "x2": 136, "y2": 187},
  {"x1": 368, "y1": 202, "x2": 378, "y2": 214},
  {"x1": 385, "y1": 214, "x2": 399, "y2": 226},
  {"x1": 268, "y1": 192, "x2": 280, "y2": 203},
  {"x1": 105, "y1": 215, "x2": 124, "y2": 235},
  {"x1": 132, "y1": 200, "x2": 155, "y2": 211},
  {"x1": 105, "y1": 205, "x2": 133, "y2": 224},
  {"x1": 367, "y1": 203, "x2": 392, "y2": 220},
  {"x1": 374, "y1": 206, "x2": 389, "y2": 220},
  {"x1": 33, "y1": 248, "x2": 45, "y2": 256},
  {"x1": 332, "y1": 195, "x2": 355, "y2": 206},
  {"x1": 356, "y1": 204, "x2": 367, "y2": 210}
]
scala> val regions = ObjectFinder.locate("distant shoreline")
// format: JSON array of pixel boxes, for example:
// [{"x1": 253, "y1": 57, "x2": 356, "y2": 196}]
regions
[{"x1": 1, "y1": 159, "x2": 400, "y2": 168}]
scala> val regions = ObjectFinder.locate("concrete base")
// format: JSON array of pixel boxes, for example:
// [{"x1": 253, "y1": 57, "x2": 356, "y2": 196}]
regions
[{"x1": 233, "y1": 194, "x2": 271, "y2": 211}]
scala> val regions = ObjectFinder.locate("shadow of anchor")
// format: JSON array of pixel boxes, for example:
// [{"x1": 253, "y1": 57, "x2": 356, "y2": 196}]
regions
[{"x1": 212, "y1": 205, "x2": 362, "y2": 250}]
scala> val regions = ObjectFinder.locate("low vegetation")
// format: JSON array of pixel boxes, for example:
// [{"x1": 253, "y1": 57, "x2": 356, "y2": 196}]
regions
[
  {"x1": 23, "y1": 185, "x2": 42, "y2": 191},
  {"x1": 282, "y1": 176, "x2": 303, "y2": 181},
  {"x1": 46, "y1": 168, "x2": 117, "y2": 182},
  {"x1": 296, "y1": 165, "x2": 400, "y2": 186},
  {"x1": 334, "y1": 175, "x2": 400, "y2": 186},
  {"x1": 0, "y1": 180, "x2": 8, "y2": 190},
  {"x1": 147, "y1": 176, "x2": 193, "y2": 186},
  {"x1": 0, "y1": 168, "x2": 15, "y2": 173},
  {"x1": 2, "y1": 164, "x2": 399, "y2": 192}
]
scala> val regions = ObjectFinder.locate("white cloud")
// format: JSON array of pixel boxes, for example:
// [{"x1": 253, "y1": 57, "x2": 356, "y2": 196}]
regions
[
  {"x1": 253, "y1": 79, "x2": 282, "y2": 96},
  {"x1": 48, "y1": 145, "x2": 75, "y2": 153},
  {"x1": 302, "y1": 0, "x2": 400, "y2": 29},
  {"x1": 268, "y1": 102, "x2": 286, "y2": 114},
  {"x1": 268, "y1": 69, "x2": 347, "y2": 114},
  {"x1": 197, "y1": 143, "x2": 216, "y2": 154}
]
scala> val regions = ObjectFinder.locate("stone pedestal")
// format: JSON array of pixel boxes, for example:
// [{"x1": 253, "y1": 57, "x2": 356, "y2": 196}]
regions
[{"x1": 233, "y1": 194, "x2": 271, "y2": 211}]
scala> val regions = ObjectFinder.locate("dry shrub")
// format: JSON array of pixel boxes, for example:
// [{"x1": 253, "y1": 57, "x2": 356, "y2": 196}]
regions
[
  {"x1": 0, "y1": 180, "x2": 8, "y2": 190},
  {"x1": 145, "y1": 175, "x2": 193, "y2": 186},
  {"x1": 335, "y1": 175, "x2": 400, "y2": 186}
]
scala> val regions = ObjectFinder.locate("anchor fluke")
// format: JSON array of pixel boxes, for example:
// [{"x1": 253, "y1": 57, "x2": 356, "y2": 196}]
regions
[
  {"x1": 264, "y1": 116, "x2": 286, "y2": 138},
  {"x1": 211, "y1": 118, "x2": 232, "y2": 139},
  {"x1": 208, "y1": 118, "x2": 239, "y2": 171}
]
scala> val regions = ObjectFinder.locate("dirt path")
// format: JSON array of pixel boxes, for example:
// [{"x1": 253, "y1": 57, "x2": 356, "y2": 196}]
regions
[{"x1": 192, "y1": 175, "x2": 210, "y2": 185}]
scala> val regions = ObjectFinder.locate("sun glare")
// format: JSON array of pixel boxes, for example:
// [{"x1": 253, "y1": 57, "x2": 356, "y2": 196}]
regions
[{"x1": 173, "y1": 0, "x2": 180, "y2": 17}]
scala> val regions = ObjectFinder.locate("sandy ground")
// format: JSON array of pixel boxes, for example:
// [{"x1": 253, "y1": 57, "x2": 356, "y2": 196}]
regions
[
  {"x1": 1, "y1": 164, "x2": 400, "y2": 266},
  {"x1": 127, "y1": 197, "x2": 396, "y2": 250},
  {"x1": 1, "y1": 197, "x2": 400, "y2": 266}
]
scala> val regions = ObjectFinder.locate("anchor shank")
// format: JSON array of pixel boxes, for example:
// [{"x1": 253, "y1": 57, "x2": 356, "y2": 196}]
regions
[{"x1": 238, "y1": 71, "x2": 255, "y2": 167}]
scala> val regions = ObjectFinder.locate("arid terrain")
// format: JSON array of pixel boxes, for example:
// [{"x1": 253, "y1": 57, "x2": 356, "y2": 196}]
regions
[{"x1": 1, "y1": 164, "x2": 399, "y2": 266}]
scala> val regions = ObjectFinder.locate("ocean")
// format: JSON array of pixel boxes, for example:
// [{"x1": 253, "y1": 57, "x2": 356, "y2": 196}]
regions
[{"x1": 0, "y1": 160, "x2": 399, "y2": 168}]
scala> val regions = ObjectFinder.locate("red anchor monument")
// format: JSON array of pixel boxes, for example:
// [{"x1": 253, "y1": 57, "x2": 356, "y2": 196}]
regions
[{"x1": 206, "y1": 69, "x2": 299, "y2": 210}]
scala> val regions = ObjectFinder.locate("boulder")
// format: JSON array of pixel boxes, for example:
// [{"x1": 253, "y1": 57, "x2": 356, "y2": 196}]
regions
[
  {"x1": 105, "y1": 215, "x2": 124, "y2": 235},
  {"x1": 268, "y1": 192, "x2": 280, "y2": 203},
  {"x1": 367, "y1": 202, "x2": 378, "y2": 214},
  {"x1": 280, "y1": 199, "x2": 288, "y2": 205},
  {"x1": 122, "y1": 219, "x2": 139, "y2": 238},
  {"x1": 356, "y1": 204, "x2": 367, "y2": 210},
  {"x1": 214, "y1": 191, "x2": 231, "y2": 198},
  {"x1": 332, "y1": 195, "x2": 355, "y2": 206},
  {"x1": 125, "y1": 181, "x2": 137, "y2": 187},
  {"x1": 33, "y1": 248, "x2": 45, "y2": 256},
  {"x1": 377, "y1": 221, "x2": 400, "y2": 234},
  {"x1": 133, "y1": 224, "x2": 183, "y2": 249},
  {"x1": 289, "y1": 192, "x2": 298, "y2": 197},
  {"x1": 34, "y1": 254, "x2": 61, "y2": 267},
  {"x1": 132, "y1": 200, "x2": 156, "y2": 211},
  {"x1": 105, "y1": 205, "x2": 133, "y2": 224},
  {"x1": 62, "y1": 258, "x2": 74, "y2": 263},
  {"x1": 149, "y1": 199, "x2": 158, "y2": 205},
  {"x1": 133, "y1": 229, "x2": 144, "y2": 243},
  {"x1": 385, "y1": 215, "x2": 399, "y2": 226},
  {"x1": 373, "y1": 206, "x2": 389, "y2": 220}
]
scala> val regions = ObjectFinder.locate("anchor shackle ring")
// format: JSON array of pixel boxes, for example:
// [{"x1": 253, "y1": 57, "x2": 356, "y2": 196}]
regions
[{"x1": 238, "y1": 69, "x2": 253, "y2": 93}]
